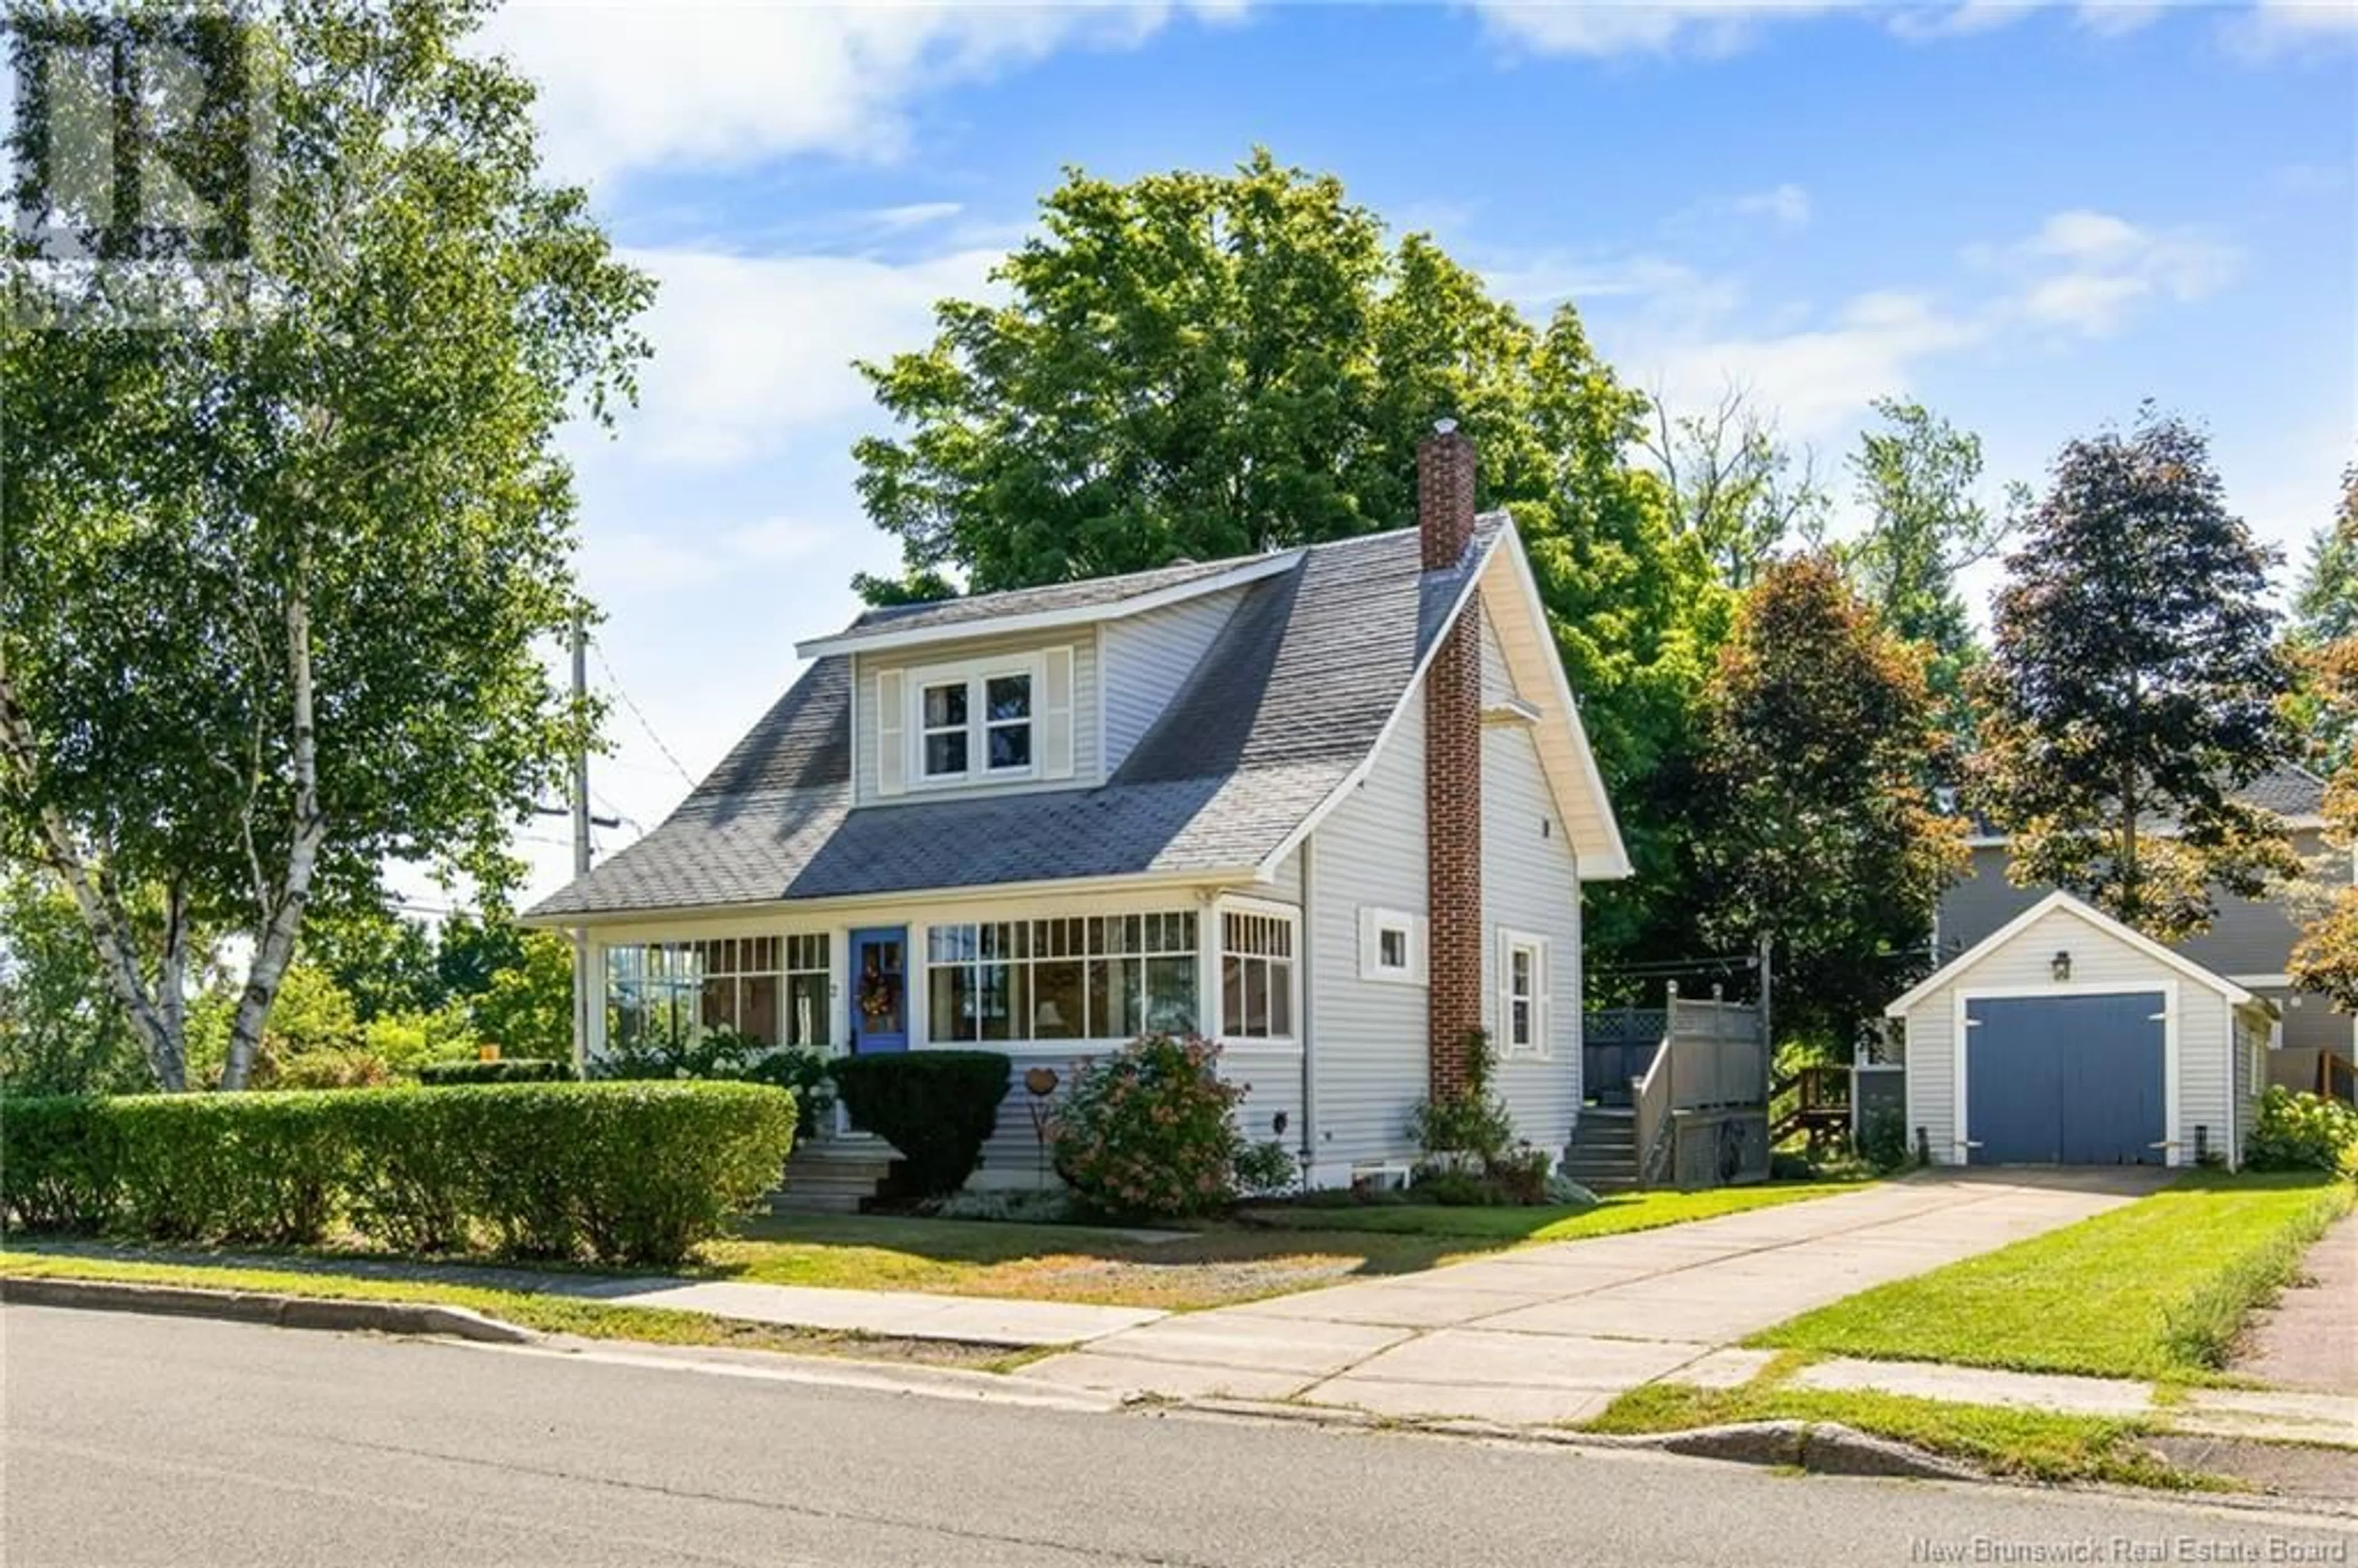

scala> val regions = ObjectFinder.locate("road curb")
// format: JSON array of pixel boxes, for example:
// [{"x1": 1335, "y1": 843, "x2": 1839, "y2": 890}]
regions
[
  {"x1": 1169, "y1": 1399, "x2": 1991, "y2": 1482},
  {"x1": 2, "y1": 1275, "x2": 537, "y2": 1345}
]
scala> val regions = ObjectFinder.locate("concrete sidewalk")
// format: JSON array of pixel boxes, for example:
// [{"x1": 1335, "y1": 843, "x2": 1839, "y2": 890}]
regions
[
  {"x1": 2233, "y1": 1211, "x2": 2358, "y2": 1395},
  {"x1": 1014, "y1": 1170, "x2": 2162, "y2": 1422}
]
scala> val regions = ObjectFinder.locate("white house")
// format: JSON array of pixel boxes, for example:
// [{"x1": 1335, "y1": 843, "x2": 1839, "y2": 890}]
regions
[
  {"x1": 1885, "y1": 890, "x2": 2278, "y2": 1170},
  {"x1": 526, "y1": 425, "x2": 1630, "y2": 1192}
]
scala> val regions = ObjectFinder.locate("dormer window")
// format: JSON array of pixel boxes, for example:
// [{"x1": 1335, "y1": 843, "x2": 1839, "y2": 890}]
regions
[{"x1": 912, "y1": 656, "x2": 1040, "y2": 785}]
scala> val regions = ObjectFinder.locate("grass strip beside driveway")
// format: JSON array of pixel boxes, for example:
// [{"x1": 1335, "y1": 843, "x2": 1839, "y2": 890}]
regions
[
  {"x1": 1747, "y1": 1171, "x2": 2354, "y2": 1383},
  {"x1": 1234, "y1": 1181, "x2": 1862, "y2": 1242},
  {"x1": 1584, "y1": 1376, "x2": 2206, "y2": 1491},
  {"x1": 0, "y1": 1250, "x2": 1020, "y2": 1369}
]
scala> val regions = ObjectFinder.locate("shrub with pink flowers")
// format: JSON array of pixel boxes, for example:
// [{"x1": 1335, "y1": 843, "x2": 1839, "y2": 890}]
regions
[{"x1": 1050, "y1": 1034, "x2": 1245, "y2": 1219}]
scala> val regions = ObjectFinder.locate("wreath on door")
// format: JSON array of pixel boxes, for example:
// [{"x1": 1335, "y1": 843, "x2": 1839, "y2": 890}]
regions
[{"x1": 858, "y1": 972, "x2": 898, "y2": 1023}]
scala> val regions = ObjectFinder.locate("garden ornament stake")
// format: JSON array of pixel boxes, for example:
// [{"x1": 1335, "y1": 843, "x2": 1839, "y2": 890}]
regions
[{"x1": 1024, "y1": 1066, "x2": 1060, "y2": 1188}]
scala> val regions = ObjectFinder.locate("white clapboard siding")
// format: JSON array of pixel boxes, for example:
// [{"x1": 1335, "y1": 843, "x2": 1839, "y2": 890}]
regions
[
  {"x1": 1099, "y1": 588, "x2": 1243, "y2": 774},
  {"x1": 1481, "y1": 715, "x2": 1582, "y2": 1155},
  {"x1": 1302, "y1": 688, "x2": 1430, "y2": 1181}
]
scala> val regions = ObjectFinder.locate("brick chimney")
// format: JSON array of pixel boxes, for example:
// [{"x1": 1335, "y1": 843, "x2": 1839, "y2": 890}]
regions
[{"x1": 1420, "y1": 420, "x2": 1483, "y2": 1100}]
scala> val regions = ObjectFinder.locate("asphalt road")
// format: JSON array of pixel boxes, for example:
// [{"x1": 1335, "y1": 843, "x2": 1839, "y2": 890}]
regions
[{"x1": 4, "y1": 1305, "x2": 2351, "y2": 1568}]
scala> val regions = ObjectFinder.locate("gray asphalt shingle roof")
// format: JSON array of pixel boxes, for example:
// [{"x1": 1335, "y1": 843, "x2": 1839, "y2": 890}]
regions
[
  {"x1": 832, "y1": 555, "x2": 1267, "y2": 642},
  {"x1": 528, "y1": 519, "x2": 1504, "y2": 920}
]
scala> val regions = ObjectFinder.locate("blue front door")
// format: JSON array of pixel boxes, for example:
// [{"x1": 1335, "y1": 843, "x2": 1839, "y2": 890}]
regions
[
  {"x1": 850, "y1": 927, "x2": 911, "y2": 1054},
  {"x1": 1966, "y1": 992, "x2": 2166, "y2": 1165}
]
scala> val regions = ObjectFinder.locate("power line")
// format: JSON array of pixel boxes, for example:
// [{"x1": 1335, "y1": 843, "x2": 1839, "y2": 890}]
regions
[{"x1": 590, "y1": 640, "x2": 698, "y2": 790}]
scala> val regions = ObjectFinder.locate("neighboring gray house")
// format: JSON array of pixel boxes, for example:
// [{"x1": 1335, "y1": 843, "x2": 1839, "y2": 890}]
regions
[
  {"x1": 1937, "y1": 767, "x2": 2353, "y2": 1092},
  {"x1": 527, "y1": 426, "x2": 1629, "y2": 1192}
]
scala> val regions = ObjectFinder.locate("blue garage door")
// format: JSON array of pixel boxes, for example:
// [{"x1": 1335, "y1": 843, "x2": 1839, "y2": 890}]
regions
[{"x1": 1966, "y1": 993, "x2": 2166, "y2": 1165}]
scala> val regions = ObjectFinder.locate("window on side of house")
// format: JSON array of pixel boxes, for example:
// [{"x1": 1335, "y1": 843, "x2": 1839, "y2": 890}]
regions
[
  {"x1": 1359, "y1": 907, "x2": 1422, "y2": 984},
  {"x1": 604, "y1": 934, "x2": 831, "y2": 1058},
  {"x1": 910, "y1": 656, "x2": 1038, "y2": 785},
  {"x1": 925, "y1": 912, "x2": 1197, "y2": 1044},
  {"x1": 1498, "y1": 930, "x2": 1548, "y2": 1058},
  {"x1": 1221, "y1": 909, "x2": 1297, "y2": 1041}
]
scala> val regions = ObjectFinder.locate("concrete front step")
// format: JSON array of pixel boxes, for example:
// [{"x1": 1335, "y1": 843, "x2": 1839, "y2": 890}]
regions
[{"x1": 769, "y1": 1141, "x2": 899, "y2": 1216}]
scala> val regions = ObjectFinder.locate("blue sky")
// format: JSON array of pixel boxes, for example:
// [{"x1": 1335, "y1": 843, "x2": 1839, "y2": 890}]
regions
[{"x1": 459, "y1": 1, "x2": 2355, "y2": 905}]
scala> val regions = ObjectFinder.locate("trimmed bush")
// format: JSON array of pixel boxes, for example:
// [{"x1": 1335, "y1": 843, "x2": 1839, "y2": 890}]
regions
[
  {"x1": 2246, "y1": 1087, "x2": 2358, "y2": 1175},
  {"x1": 0, "y1": 1081, "x2": 796, "y2": 1268},
  {"x1": 0, "y1": 1096, "x2": 122, "y2": 1232},
  {"x1": 1051, "y1": 1034, "x2": 1243, "y2": 1219},
  {"x1": 418, "y1": 1058, "x2": 572, "y2": 1086},
  {"x1": 827, "y1": 1050, "x2": 1010, "y2": 1197}
]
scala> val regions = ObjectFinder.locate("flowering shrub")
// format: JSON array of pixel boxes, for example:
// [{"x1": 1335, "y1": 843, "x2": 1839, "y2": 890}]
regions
[
  {"x1": 1051, "y1": 1034, "x2": 1244, "y2": 1219},
  {"x1": 2247, "y1": 1088, "x2": 2358, "y2": 1176}
]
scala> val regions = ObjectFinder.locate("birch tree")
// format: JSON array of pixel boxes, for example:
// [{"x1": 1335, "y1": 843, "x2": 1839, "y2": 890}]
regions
[{"x1": 0, "y1": 1, "x2": 648, "y2": 1088}]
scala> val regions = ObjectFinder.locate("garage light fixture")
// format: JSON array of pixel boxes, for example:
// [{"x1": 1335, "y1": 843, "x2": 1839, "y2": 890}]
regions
[{"x1": 2050, "y1": 950, "x2": 2072, "y2": 983}]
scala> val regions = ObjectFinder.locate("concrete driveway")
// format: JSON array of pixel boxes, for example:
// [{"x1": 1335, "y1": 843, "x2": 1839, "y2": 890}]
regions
[{"x1": 1017, "y1": 1168, "x2": 2168, "y2": 1424}]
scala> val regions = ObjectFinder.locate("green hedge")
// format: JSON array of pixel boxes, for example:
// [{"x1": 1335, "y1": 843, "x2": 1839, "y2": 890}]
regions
[
  {"x1": 417, "y1": 1058, "x2": 574, "y2": 1086},
  {"x1": 827, "y1": 1050, "x2": 1010, "y2": 1196},
  {"x1": 0, "y1": 1082, "x2": 796, "y2": 1268}
]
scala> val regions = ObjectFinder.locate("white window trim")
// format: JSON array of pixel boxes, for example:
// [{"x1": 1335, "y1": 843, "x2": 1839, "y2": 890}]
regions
[
  {"x1": 1218, "y1": 899, "x2": 1301, "y2": 1046},
  {"x1": 1359, "y1": 906, "x2": 1426, "y2": 985},
  {"x1": 905, "y1": 653, "x2": 1045, "y2": 790},
  {"x1": 1497, "y1": 927, "x2": 1551, "y2": 1060}
]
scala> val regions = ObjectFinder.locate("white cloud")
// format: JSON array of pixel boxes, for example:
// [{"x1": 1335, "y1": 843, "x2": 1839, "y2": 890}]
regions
[
  {"x1": 615, "y1": 245, "x2": 1005, "y2": 466},
  {"x1": 2225, "y1": 0, "x2": 2358, "y2": 56},
  {"x1": 1474, "y1": 0, "x2": 2345, "y2": 56},
  {"x1": 1643, "y1": 290, "x2": 1985, "y2": 440},
  {"x1": 1729, "y1": 182, "x2": 1813, "y2": 229},
  {"x1": 1473, "y1": 1, "x2": 1849, "y2": 57},
  {"x1": 1976, "y1": 209, "x2": 2239, "y2": 335},
  {"x1": 480, "y1": 3, "x2": 1229, "y2": 185}
]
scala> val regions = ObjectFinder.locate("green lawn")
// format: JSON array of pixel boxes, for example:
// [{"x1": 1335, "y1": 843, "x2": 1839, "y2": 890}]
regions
[
  {"x1": 706, "y1": 1181, "x2": 1860, "y2": 1310},
  {"x1": 1583, "y1": 1376, "x2": 2209, "y2": 1491},
  {"x1": 2, "y1": 1180, "x2": 1862, "y2": 1320},
  {"x1": 1236, "y1": 1181, "x2": 1863, "y2": 1243},
  {"x1": 1749, "y1": 1170, "x2": 2354, "y2": 1382},
  {"x1": 0, "y1": 1249, "x2": 1018, "y2": 1367}
]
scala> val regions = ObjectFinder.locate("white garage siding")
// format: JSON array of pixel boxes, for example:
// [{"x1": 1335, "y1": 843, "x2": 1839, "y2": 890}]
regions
[
  {"x1": 1899, "y1": 904, "x2": 2239, "y2": 1169},
  {"x1": 1302, "y1": 685, "x2": 1430, "y2": 1185}
]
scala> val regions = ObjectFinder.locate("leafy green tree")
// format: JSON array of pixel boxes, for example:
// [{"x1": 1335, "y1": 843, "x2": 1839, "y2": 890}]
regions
[
  {"x1": 1644, "y1": 384, "x2": 1826, "y2": 590},
  {"x1": 305, "y1": 906, "x2": 446, "y2": 1022},
  {"x1": 0, "y1": 870, "x2": 152, "y2": 1095},
  {"x1": 470, "y1": 928, "x2": 574, "y2": 1061},
  {"x1": 854, "y1": 150, "x2": 1726, "y2": 960},
  {"x1": 2291, "y1": 468, "x2": 2358, "y2": 647},
  {"x1": 433, "y1": 907, "x2": 531, "y2": 1004},
  {"x1": 1972, "y1": 408, "x2": 2298, "y2": 940},
  {"x1": 0, "y1": 1, "x2": 648, "y2": 1089},
  {"x1": 2285, "y1": 467, "x2": 2358, "y2": 774},
  {"x1": 1840, "y1": 398, "x2": 2021, "y2": 747},
  {"x1": 1687, "y1": 555, "x2": 1966, "y2": 1050}
]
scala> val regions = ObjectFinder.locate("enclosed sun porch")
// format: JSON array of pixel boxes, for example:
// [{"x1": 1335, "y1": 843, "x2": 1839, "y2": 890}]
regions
[{"x1": 583, "y1": 889, "x2": 1307, "y2": 1189}]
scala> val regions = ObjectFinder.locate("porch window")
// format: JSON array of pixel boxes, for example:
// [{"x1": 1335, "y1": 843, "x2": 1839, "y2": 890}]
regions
[
  {"x1": 911, "y1": 656, "x2": 1038, "y2": 784},
  {"x1": 604, "y1": 934, "x2": 830, "y2": 1055},
  {"x1": 925, "y1": 912, "x2": 1197, "y2": 1044},
  {"x1": 1220, "y1": 910, "x2": 1296, "y2": 1041}
]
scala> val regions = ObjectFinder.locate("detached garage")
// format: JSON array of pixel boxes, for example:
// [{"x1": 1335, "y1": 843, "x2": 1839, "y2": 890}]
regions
[{"x1": 1887, "y1": 891, "x2": 2276, "y2": 1170}]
